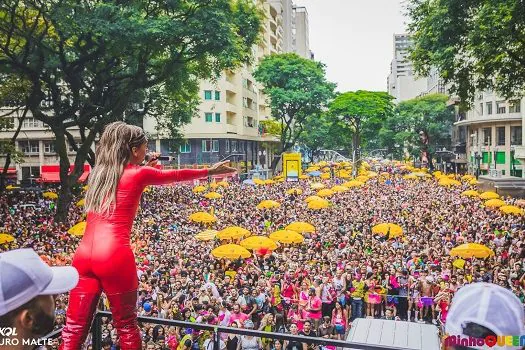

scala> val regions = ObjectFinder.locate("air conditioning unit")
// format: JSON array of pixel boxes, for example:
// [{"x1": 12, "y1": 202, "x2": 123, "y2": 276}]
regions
[{"x1": 489, "y1": 169, "x2": 502, "y2": 178}]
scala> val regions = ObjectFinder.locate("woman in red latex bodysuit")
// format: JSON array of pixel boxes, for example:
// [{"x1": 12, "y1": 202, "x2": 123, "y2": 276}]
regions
[{"x1": 60, "y1": 122, "x2": 236, "y2": 349}]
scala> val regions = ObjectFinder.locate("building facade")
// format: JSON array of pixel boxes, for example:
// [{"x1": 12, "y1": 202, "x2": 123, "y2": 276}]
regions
[
  {"x1": 387, "y1": 34, "x2": 428, "y2": 103},
  {"x1": 454, "y1": 92, "x2": 524, "y2": 178}
]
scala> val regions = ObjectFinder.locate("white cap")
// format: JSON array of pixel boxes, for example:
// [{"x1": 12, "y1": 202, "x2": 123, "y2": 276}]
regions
[
  {"x1": 0, "y1": 249, "x2": 79, "y2": 316},
  {"x1": 445, "y1": 282, "x2": 525, "y2": 349}
]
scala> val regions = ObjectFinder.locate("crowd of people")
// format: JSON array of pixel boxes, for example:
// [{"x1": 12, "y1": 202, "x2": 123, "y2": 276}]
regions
[{"x1": 1, "y1": 163, "x2": 525, "y2": 350}]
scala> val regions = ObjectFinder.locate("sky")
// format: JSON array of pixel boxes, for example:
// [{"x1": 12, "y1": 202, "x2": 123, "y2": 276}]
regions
[{"x1": 294, "y1": 0, "x2": 407, "y2": 93}]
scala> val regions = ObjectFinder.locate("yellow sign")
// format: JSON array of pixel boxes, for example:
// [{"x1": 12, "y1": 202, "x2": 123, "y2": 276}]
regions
[{"x1": 283, "y1": 153, "x2": 302, "y2": 181}]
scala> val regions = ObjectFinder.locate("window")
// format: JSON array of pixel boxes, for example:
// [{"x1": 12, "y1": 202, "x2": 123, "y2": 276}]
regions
[
  {"x1": 483, "y1": 128, "x2": 491, "y2": 146},
  {"x1": 44, "y1": 141, "x2": 55, "y2": 154},
  {"x1": 511, "y1": 126, "x2": 522, "y2": 145},
  {"x1": 215, "y1": 113, "x2": 221, "y2": 123},
  {"x1": 239, "y1": 141, "x2": 244, "y2": 153},
  {"x1": 205, "y1": 113, "x2": 213, "y2": 122},
  {"x1": 496, "y1": 152, "x2": 506, "y2": 165},
  {"x1": 497, "y1": 127, "x2": 505, "y2": 146},
  {"x1": 486, "y1": 102, "x2": 493, "y2": 115},
  {"x1": 231, "y1": 140, "x2": 238, "y2": 152},
  {"x1": 509, "y1": 100, "x2": 521, "y2": 113},
  {"x1": 204, "y1": 90, "x2": 212, "y2": 100},
  {"x1": 20, "y1": 141, "x2": 39, "y2": 154},
  {"x1": 202, "y1": 140, "x2": 219, "y2": 153},
  {"x1": 179, "y1": 142, "x2": 191, "y2": 153},
  {"x1": 22, "y1": 118, "x2": 41, "y2": 128},
  {"x1": 215, "y1": 91, "x2": 221, "y2": 101},
  {"x1": 202, "y1": 140, "x2": 211, "y2": 153},
  {"x1": 225, "y1": 140, "x2": 230, "y2": 153},
  {"x1": 479, "y1": 103, "x2": 483, "y2": 116},
  {"x1": 496, "y1": 101, "x2": 506, "y2": 114},
  {"x1": 68, "y1": 142, "x2": 81, "y2": 153}
]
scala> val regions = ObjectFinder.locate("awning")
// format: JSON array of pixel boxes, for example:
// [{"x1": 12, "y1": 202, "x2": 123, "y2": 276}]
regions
[
  {"x1": 38, "y1": 164, "x2": 91, "y2": 183},
  {"x1": 39, "y1": 171, "x2": 89, "y2": 183}
]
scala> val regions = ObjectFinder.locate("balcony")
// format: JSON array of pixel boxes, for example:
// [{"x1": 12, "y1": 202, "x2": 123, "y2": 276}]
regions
[{"x1": 226, "y1": 124, "x2": 238, "y2": 134}]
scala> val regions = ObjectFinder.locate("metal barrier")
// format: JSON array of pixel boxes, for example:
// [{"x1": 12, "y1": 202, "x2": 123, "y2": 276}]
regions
[{"x1": 41, "y1": 311, "x2": 407, "y2": 349}]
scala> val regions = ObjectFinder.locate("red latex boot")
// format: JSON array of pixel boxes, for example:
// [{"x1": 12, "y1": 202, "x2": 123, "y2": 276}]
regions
[
  {"x1": 106, "y1": 290, "x2": 141, "y2": 350},
  {"x1": 59, "y1": 291, "x2": 101, "y2": 350}
]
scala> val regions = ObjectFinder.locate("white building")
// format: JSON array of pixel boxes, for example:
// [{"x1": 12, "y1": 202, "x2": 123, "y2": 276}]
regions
[
  {"x1": 387, "y1": 34, "x2": 427, "y2": 103},
  {"x1": 455, "y1": 92, "x2": 524, "y2": 178}
]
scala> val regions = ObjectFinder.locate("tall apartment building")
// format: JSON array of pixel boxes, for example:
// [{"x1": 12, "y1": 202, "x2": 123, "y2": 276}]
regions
[
  {"x1": 292, "y1": 6, "x2": 312, "y2": 59},
  {"x1": 454, "y1": 92, "x2": 525, "y2": 178},
  {"x1": 143, "y1": 0, "x2": 293, "y2": 172},
  {"x1": 387, "y1": 34, "x2": 427, "y2": 103}
]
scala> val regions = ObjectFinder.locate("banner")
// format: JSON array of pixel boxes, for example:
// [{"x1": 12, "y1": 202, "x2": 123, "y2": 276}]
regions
[{"x1": 283, "y1": 153, "x2": 301, "y2": 182}]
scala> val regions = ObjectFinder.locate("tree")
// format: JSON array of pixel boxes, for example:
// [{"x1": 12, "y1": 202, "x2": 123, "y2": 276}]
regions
[
  {"x1": 253, "y1": 53, "x2": 336, "y2": 170},
  {"x1": 0, "y1": 0, "x2": 262, "y2": 221},
  {"x1": 378, "y1": 94, "x2": 455, "y2": 163},
  {"x1": 407, "y1": 0, "x2": 525, "y2": 102},
  {"x1": 328, "y1": 91, "x2": 394, "y2": 175},
  {"x1": 0, "y1": 75, "x2": 29, "y2": 193}
]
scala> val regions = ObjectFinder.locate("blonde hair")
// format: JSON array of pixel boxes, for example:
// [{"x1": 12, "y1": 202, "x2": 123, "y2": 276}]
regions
[{"x1": 85, "y1": 121, "x2": 147, "y2": 215}]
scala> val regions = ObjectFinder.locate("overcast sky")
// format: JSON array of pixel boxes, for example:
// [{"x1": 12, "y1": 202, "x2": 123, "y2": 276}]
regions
[{"x1": 294, "y1": 0, "x2": 407, "y2": 93}]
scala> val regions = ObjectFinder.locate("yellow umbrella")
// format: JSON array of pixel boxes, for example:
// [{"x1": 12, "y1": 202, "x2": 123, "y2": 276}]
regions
[
  {"x1": 253, "y1": 179, "x2": 265, "y2": 185},
  {"x1": 500, "y1": 205, "x2": 524, "y2": 216},
  {"x1": 371, "y1": 223, "x2": 403, "y2": 238},
  {"x1": 403, "y1": 174, "x2": 417, "y2": 180},
  {"x1": 317, "y1": 189, "x2": 334, "y2": 198},
  {"x1": 308, "y1": 199, "x2": 330, "y2": 210},
  {"x1": 331, "y1": 185, "x2": 348, "y2": 193},
  {"x1": 462, "y1": 175, "x2": 474, "y2": 181},
  {"x1": 6, "y1": 185, "x2": 20, "y2": 190},
  {"x1": 195, "y1": 230, "x2": 218, "y2": 241},
  {"x1": 452, "y1": 258, "x2": 466, "y2": 270},
  {"x1": 355, "y1": 175, "x2": 369, "y2": 182},
  {"x1": 211, "y1": 244, "x2": 251, "y2": 259},
  {"x1": 484, "y1": 199, "x2": 506, "y2": 208},
  {"x1": 469, "y1": 179, "x2": 479, "y2": 185},
  {"x1": 337, "y1": 172, "x2": 352, "y2": 179},
  {"x1": 433, "y1": 171, "x2": 442, "y2": 177},
  {"x1": 299, "y1": 175, "x2": 309, "y2": 180},
  {"x1": 256, "y1": 200, "x2": 281, "y2": 210},
  {"x1": 320, "y1": 173, "x2": 331, "y2": 180},
  {"x1": 193, "y1": 185, "x2": 207, "y2": 193},
  {"x1": 317, "y1": 161, "x2": 328, "y2": 167},
  {"x1": 343, "y1": 180, "x2": 364, "y2": 188},
  {"x1": 322, "y1": 167, "x2": 331, "y2": 173},
  {"x1": 270, "y1": 230, "x2": 305, "y2": 244},
  {"x1": 240, "y1": 236, "x2": 278, "y2": 250},
  {"x1": 367, "y1": 171, "x2": 378, "y2": 178},
  {"x1": 82, "y1": 185, "x2": 89, "y2": 191},
  {"x1": 305, "y1": 195, "x2": 323, "y2": 203},
  {"x1": 310, "y1": 183, "x2": 326, "y2": 190},
  {"x1": 189, "y1": 212, "x2": 217, "y2": 224},
  {"x1": 217, "y1": 226, "x2": 251, "y2": 240},
  {"x1": 461, "y1": 190, "x2": 479, "y2": 197},
  {"x1": 76, "y1": 198, "x2": 85, "y2": 207},
  {"x1": 43, "y1": 191, "x2": 58, "y2": 199},
  {"x1": 286, "y1": 222, "x2": 315, "y2": 233},
  {"x1": 480, "y1": 191, "x2": 500, "y2": 200},
  {"x1": 380, "y1": 172, "x2": 390, "y2": 177},
  {"x1": 264, "y1": 179, "x2": 275, "y2": 185},
  {"x1": 143, "y1": 187, "x2": 151, "y2": 193},
  {"x1": 286, "y1": 188, "x2": 303, "y2": 195},
  {"x1": 204, "y1": 192, "x2": 222, "y2": 199},
  {"x1": 68, "y1": 222, "x2": 87, "y2": 236},
  {"x1": 439, "y1": 178, "x2": 461, "y2": 187},
  {"x1": 209, "y1": 182, "x2": 219, "y2": 189},
  {"x1": 306, "y1": 166, "x2": 320, "y2": 172},
  {"x1": 217, "y1": 181, "x2": 229, "y2": 187},
  {"x1": 450, "y1": 243, "x2": 494, "y2": 259},
  {"x1": 0, "y1": 233, "x2": 15, "y2": 244}
]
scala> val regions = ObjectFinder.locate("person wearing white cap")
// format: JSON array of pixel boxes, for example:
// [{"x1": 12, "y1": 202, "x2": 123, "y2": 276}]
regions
[
  {"x1": 444, "y1": 282, "x2": 525, "y2": 350},
  {"x1": 0, "y1": 248, "x2": 79, "y2": 350}
]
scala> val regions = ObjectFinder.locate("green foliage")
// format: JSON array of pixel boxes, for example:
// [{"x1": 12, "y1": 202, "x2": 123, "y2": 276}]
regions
[
  {"x1": 329, "y1": 91, "x2": 394, "y2": 155},
  {"x1": 298, "y1": 113, "x2": 350, "y2": 158},
  {"x1": 378, "y1": 94, "x2": 455, "y2": 158},
  {"x1": 254, "y1": 53, "x2": 336, "y2": 155},
  {"x1": 259, "y1": 119, "x2": 282, "y2": 136},
  {"x1": 0, "y1": 0, "x2": 262, "y2": 220},
  {"x1": 407, "y1": 0, "x2": 525, "y2": 102}
]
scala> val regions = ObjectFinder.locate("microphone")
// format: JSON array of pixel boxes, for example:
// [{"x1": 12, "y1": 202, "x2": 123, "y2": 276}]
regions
[{"x1": 145, "y1": 154, "x2": 173, "y2": 162}]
